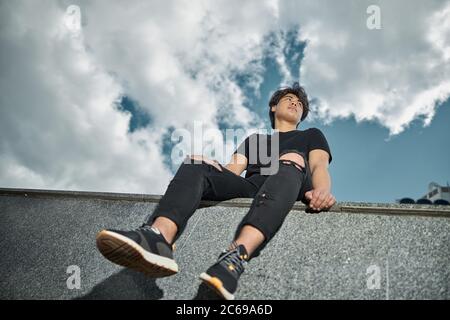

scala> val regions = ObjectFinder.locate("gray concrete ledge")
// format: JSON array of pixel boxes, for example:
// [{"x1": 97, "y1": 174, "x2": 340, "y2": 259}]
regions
[
  {"x1": 1, "y1": 187, "x2": 450, "y2": 218},
  {"x1": 0, "y1": 187, "x2": 449, "y2": 300}
]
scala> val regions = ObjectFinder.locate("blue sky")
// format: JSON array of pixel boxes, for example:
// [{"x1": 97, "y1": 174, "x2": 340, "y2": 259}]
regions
[
  {"x1": 314, "y1": 100, "x2": 450, "y2": 203},
  {"x1": 240, "y1": 44, "x2": 450, "y2": 203},
  {"x1": 121, "y1": 43, "x2": 450, "y2": 204},
  {"x1": 1, "y1": 1, "x2": 449, "y2": 202},
  {"x1": 255, "y1": 31, "x2": 450, "y2": 203}
]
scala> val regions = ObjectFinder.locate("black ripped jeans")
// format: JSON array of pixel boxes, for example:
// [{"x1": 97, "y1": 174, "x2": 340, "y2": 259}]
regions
[{"x1": 146, "y1": 150, "x2": 313, "y2": 259}]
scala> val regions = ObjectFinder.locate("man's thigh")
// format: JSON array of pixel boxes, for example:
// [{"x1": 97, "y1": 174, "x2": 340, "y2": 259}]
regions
[
  {"x1": 279, "y1": 150, "x2": 313, "y2": 203},
  {"x1": 201, "y1": 163, "x2": 260, "y2": 201}
]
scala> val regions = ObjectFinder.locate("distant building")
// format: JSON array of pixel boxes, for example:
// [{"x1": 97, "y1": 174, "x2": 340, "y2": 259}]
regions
[
  {"x1": 396, "y1": 181, "x2": 450, "y2": 205},
  {"x1": 422, "y1": 182, "x2": 450, "y2": 202}
]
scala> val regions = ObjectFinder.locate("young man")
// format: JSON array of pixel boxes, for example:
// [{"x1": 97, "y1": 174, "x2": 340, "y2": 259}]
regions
[{"x1": 96, "y1": 82, "x2": 335, "y2": 300}]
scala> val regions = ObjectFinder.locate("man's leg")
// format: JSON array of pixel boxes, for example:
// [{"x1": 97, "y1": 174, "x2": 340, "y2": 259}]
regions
[
  {"x1": 233, "y1": 152, "x2": 305, "y2": 256},
  {"x1": 151, "y1": 217, "x2": 178, "y2": 245},
  {"x1": 96, "y1": 154, "x2": 260, "y2": 278},
  {"x1": 200, "y1": 152, "x2": 307, "y2": 300},
  {"x1": 145, "y1": 155, "x2": 260, "y2": 245},
  {"x1": 233, "y1": 152, "x2": 306, "y2": 257},
  {"x1": 147, "y1": 156, "x2": 224, "y2": 251}
]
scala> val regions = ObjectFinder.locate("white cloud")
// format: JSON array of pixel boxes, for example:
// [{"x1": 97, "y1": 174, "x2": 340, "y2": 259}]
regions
[
  {"x1": 1, "y1": 0, "x2": 449, "y2": 193},
  {"x1": 0, "y1": 0, "x2": 277, "y2": 193},
  {"x1": 0, "y1": 1, "x2": 173, "y2": 193},
  {"x1": 282, "y1": 0, "x2": 450, "y2": 135}
]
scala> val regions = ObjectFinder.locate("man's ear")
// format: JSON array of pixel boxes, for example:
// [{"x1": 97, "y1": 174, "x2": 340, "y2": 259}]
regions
[{"x1": 271, "y1": 105, "x2": 276, "y2": 112}]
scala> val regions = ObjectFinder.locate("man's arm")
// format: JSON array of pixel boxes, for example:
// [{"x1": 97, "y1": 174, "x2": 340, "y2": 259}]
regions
[
  {"x1": 309, "y1": 149, "x2": 331, "y2": 191},
  {"x1": 305, "y1": 149, "x2": 336, "y2": 211}
]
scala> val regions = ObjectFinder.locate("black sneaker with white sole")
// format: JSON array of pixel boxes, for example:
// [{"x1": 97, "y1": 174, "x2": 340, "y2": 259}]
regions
[
  {"x1": 96, "y1": 224, "x2": 178, "y2": 277},
  {"x1": 199, "y1": 245, "x2": 249, "y2": 300}
]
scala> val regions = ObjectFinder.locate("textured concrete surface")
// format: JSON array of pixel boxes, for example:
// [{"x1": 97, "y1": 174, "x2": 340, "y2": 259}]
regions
[{"x1": 0, "y1": 188, "x2": 449, "y2": 300}]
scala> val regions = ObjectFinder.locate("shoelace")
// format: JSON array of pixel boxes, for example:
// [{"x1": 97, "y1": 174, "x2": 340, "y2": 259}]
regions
[
  {"x1": 140, "y1": 223, "x2": 153, "y2": 232},
  {"x1": 219, "y1": 249, "x2": 247, "y2": 275}
]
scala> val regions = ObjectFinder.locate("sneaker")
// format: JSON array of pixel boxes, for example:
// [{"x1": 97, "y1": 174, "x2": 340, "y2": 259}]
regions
[
  {"x1": 96, "y1": 224, "x2": 178, "y2": 277},
  {"x1": 199, "y1": 245, "x2": 249, "y2": 300}
]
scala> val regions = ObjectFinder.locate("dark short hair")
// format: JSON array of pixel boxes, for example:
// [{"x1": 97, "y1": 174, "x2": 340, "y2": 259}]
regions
[{"x1": 268, "y1": 82, "x2": 309, "y2": 129}]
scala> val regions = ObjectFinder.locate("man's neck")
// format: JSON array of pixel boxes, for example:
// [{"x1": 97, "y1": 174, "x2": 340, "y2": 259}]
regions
[
  {"x1": 275, "y1": 124, "x2": 297, "y2": 133},
  {"x1": 274, "y1": 118, "x2": 298, "y2": 132}
]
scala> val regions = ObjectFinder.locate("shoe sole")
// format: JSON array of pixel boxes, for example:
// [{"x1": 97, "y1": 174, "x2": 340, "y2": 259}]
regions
[
  {"x1": 96, "y1": 230, "x2": 178, "y2": 278},
  {"x1": 199, "y1": 272, "x2": 235, "y2": 300}
]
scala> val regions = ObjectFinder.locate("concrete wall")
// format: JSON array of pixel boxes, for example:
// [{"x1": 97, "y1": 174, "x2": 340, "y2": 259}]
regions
[{"x1": 0, "y1": 188, "x2": 449, "y2": 300}]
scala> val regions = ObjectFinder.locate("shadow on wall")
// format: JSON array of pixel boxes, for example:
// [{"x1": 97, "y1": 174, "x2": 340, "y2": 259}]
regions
[
  {"x1": 75, "y1": 269, "x2": 164, "y2": 300},
  {"x1": 74, "y1": 268, "x2": 224, "y2": 300}
]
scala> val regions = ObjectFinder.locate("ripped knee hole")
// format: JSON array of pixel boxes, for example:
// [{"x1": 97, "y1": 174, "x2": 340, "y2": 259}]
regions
[{"x1": 280, "y1": 159, "x2": 305, "y2": 172}]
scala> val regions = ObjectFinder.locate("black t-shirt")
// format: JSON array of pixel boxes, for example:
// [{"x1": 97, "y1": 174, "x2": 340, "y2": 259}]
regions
[{"x1": 233, "y1": 128, "x2": 332, "y2": 178}]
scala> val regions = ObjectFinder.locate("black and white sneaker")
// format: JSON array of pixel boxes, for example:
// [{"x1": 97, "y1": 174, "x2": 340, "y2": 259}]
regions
[
  {"x1": 199, "y1": 245, "x2": 249, "y2": 300},
  {"x1": 96, "y1": 224, "x2": 178, "y2": 277}
]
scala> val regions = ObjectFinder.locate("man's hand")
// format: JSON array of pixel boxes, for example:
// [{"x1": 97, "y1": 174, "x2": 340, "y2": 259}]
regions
[
  {"x1": 187, "y1": 155, "x2": 223, "y2": 172},
  {"x1": 304, "y1": 188, "x2": 336, "y2": 213}
]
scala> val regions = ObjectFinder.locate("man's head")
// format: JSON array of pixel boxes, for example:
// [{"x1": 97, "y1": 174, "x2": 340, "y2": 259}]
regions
[{"x1": 268, "y1": 82, "x2": 309, "y2": 129}]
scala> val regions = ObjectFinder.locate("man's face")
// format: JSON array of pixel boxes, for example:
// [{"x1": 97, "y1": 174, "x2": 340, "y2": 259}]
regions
[{"x1": 271, "y1": 93, "x2": 303, "y2": 126}]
